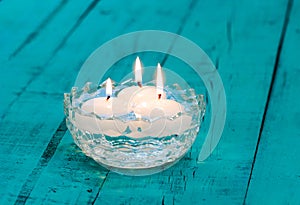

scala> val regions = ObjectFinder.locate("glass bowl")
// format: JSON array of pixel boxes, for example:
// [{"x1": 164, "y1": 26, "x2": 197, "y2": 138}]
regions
[{"x1": 64, "y1": 80, "x2": 205, "y2": 176}]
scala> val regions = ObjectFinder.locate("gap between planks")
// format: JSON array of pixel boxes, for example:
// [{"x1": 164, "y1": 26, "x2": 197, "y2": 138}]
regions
[
  {"x1": 14, "y1": 119, "x2": 67, "y2": 204},
  {"x1": 9, "y1": 0, "x2": 68, "y2": 59},
  {"x1": 242, "y1": 0, "x2": 294, "y2": 204},
  {"x1": 90, "y1": 0, "x2": 200, "y2": 202},
  {"x1": 0, "y1": 0, "x2": 101, "y2": 121},
  {"x1": 49, "y1": 0, "x2": 101, "y2": 64},
  {"x1": 11, "y1": 1, "x2": 101, "y2": 204},
  {"x1": 160, "y1": 0, "x2": 198, "y2": 66}
]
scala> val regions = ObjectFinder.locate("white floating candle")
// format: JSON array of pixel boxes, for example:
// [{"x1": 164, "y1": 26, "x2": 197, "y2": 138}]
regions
[
  {"x1": 74, "y1": 58, "x2": 192, "y2": 139},
  {"x1": 128, "y1": 63, "x2": 192, "y2": 138},
  {"x1": 129, "y1": 99, "x2": 186, "y2": 137},
  {"x1": 115, "y1": 57, "x2": 166, "y2": 115},
  {"x1": 75, "y1": 78, "x2": 126, "y2": 136}
]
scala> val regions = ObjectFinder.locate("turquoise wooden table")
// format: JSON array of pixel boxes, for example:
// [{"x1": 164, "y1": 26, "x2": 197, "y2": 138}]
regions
[{"x1": 1, "y1": 0, "x2": 299, "y2": 204}]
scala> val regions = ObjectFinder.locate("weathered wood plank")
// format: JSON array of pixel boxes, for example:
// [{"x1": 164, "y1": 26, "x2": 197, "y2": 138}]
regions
[
  {"x1": 245, "y1": 0, "x2": 300, "y2": 203},
  {"x1": 0, "y1": 0, "x2": 64, "y2": 62},
  {"x1": 0, "y1": 0, "x2": 94, "y2": 119},
  {"x1": 23, "y1": 1, "x2": 196, "y2": 204},
  {"x1": 0, "y1": 0, "x2": 294, "y2": 204},
  {"x1": 23, "y1": 132, "x2": 109, "y2": 205},
  {"x1": 25, "y1": 0, "x2": 196, "y2": 94},
  {"x1": 92, "y1": 0, "x2": 289, "y2": 204},
  {"x1": 10, "y1": 0, "x2": 96, "y2": 67},
  {"x1": 0, "y1": 1, "x2": 99, "y2": 203},
  {"x1": 0, "y1": 0, "x2": 64, "y2": 117},
  {"x1": 0, "y1": 92, "x2": 64, "y2": 204}
]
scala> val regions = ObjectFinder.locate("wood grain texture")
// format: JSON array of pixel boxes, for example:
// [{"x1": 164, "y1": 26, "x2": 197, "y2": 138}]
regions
[
  {"x1": 93, "y1": 0, "x2": 290, "y2": 204},
  {"x1": 0, "y1": 0, "x2": 95, "y2": 119},
  {"x1": 245, "y1": 0, "x2": 300, "y2": 203},
  {"x1": 0, "y1": 1, "x2": 99, "y2": 203},
  {"x1": 0, "y1": 92, "x2": 64, "y2": 204},
  {"x1": 0, "y1": 0, "x2": 298, "y2": 204},
  {"x1": 0, "y1": 0, "x2": 64, "y2": 62},
  {"x1": 25, "y1": 0, "x2": 196, "y2": 94},
  {"x1": 0, "y1": 0, "x2": 62, "y2": 117},
  {"x1": 22, "y1": 0, "x2": 195, "y2": 204}
]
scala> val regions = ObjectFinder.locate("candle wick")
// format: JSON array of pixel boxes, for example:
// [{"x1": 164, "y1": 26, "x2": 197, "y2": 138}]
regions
[
  {"x1": 137, "y1": 82, "x2": 142, "y2": 88},
  {"x1": 158, "y1": 94, "x2": 162, "y2": 100},
  {"x1": 106, "y1": 96, "x2": 111, "y2": 101}
]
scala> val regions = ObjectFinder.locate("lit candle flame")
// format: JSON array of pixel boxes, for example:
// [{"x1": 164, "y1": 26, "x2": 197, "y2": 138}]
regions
[
  {"x1": 156, "y1": 63, "x2": 163, "y2": 100},
  {"x1": 134, "y1": 56, "x2": 142, "y2": 87},
  {"x1": 106, "y1": 78, "x2": 112, "y2": 100}
]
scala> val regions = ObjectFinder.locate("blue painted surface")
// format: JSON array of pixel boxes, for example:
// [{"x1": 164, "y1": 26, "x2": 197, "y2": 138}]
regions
[{"x1": 0, "y1": 0, "x2": 299, "y2": 204}]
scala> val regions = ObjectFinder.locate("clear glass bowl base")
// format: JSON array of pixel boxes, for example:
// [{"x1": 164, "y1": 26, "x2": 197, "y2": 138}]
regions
[
  {"x1": 67, "y1": 118, "x2": 199, "y2": 176},
  {"x1": 64, "y1": 80, "x2": 205, "y2": 176}
]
